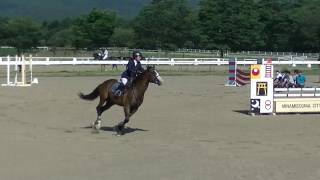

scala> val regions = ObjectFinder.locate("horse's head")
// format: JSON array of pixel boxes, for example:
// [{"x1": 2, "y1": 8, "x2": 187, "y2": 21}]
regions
[{"x1": 145, "y1": 65, "x2": 163, "y2": 86}]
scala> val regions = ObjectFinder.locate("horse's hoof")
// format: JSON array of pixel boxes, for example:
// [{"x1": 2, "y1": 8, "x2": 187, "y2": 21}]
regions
[
  {"x1": 113, "y1": 125, "x2": 124, "y2": 136},
  {"x1": 92, "y1": 120, "x2": 101, "y2": 130},
  {"x1": 115, "y1": 131, "x2": 124, "y2": 136}
]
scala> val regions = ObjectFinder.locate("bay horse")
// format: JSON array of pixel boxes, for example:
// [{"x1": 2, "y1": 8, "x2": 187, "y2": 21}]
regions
[{"x1": 78, "y1": 66, "x2": 163, "y2": 135}]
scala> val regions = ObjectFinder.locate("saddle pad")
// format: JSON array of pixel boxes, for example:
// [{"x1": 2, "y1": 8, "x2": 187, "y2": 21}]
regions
[{"x1": 111, "y1": 82, "x2": 120, "y2": 93}]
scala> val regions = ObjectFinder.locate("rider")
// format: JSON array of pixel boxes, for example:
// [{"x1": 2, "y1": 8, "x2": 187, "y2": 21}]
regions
[
  {"x1": 114, "y1": 51, "x2": 145, "y2": 96},
  {"x1": 102, "y1": 48, "x2": 109, "y2": 60}
]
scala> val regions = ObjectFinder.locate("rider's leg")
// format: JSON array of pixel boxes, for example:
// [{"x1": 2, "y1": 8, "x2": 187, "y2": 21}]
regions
[
  {"x1": 115, "y1": 78, "x2": 128, "y2": 96},
  {"x1": 102, "y1": 54, "x2": 108, "y2": 60},
  {"x1": 119, "y1": 78, "x2": 128, "y2": 90}
]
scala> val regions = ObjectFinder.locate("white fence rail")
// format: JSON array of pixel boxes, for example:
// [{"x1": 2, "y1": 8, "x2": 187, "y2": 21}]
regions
[{"x1": 0, "y1": 56, "x2": 320, "y2": 67}]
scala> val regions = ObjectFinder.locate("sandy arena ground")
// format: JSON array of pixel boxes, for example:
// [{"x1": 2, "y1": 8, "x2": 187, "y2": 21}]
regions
[{"x1": 1, "y1": 75, "x2": 320, "y2": 180}]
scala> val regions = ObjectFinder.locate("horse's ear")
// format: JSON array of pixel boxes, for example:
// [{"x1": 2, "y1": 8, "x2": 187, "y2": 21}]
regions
[
  {"x1": 147, "y1": 65, "x2": 154, "y2": 70},
  {"x1": 147, "y1": 65, "x2": 155, "y2": 69}
]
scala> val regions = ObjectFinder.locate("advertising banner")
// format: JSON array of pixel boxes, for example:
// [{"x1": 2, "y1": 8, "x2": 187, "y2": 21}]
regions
[{"x1": 274, "y1": 98, "x2": 320, "y2": 113}]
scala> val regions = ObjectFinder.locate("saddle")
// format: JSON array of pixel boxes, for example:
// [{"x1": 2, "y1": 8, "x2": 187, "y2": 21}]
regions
[
  {"x1": 111, "y1": 82, "x2": 130, "y2": 96},
  {"x1": 111, "y1": 82, "x2": 121, "y2": 94}
]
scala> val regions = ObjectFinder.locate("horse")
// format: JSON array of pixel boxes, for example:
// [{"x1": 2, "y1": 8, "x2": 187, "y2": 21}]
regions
[
  {"x1": 93, "y1": 52, "x2": 103, "y2": 60},
  {"x1": 78, "y1": 66, "x2": 163, "y2": 135}
]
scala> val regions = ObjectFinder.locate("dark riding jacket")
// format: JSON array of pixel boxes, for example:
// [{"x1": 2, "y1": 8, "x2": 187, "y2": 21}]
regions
[{"x1": 121, "y1": 59, "x2": 144, "y2": 79}]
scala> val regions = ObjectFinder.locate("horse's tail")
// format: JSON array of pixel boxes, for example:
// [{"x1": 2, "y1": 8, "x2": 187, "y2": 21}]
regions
[{"x1": 78, "y1": 87, "x2": 99, "y2": 101}]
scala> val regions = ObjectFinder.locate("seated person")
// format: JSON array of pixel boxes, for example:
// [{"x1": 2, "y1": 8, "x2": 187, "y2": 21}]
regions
[
  {"x1": 274, "y1": 70, "x2": 285, "y2": 88},
  {"x1": 295, "y1": 70, "x2": 306, "y2": 88},
  {"x1": 274, "y1": 70, "x2": 283, "y2": 82},
  {"x1": 287, "y1": 71, "x2": 296, "y2": 88}
]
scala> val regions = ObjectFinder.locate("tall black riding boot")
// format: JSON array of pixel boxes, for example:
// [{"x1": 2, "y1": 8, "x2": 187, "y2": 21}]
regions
[{"x1": 114, "y1": 83, "x2": 125, "y2": 96}]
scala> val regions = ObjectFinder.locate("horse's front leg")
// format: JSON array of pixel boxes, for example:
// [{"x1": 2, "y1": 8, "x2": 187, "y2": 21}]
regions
[{"x1": 115, "y1": 106, "x2": 138, "y2": 135}]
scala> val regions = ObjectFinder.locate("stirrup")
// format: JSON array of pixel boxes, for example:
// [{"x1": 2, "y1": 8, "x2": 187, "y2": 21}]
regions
[{"x1": 114, "y1": 90, "x2": 122, "y2": 96}]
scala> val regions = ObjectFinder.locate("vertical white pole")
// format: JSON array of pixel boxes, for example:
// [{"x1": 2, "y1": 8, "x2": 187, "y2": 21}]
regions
[
  {"x1": 30, "y1": 54, "x2": 33, "y2": 84},
  {"x1": 14, "y1": 55, "x2": 18, "y2": 84},
  {"x1": 21, "y1": 55, "x2": 25, "y2": 86},
  {"x1": 6, "y1": 56, "x2": 10, "y2": 85}
]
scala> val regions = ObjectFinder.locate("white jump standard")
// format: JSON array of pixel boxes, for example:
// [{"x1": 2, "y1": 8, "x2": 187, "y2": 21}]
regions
[{"x1": 1, "y1": 55, "x2": 38, "y2": 87}]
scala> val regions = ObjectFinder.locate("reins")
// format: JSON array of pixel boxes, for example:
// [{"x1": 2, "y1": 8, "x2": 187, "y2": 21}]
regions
[{"x1": 127, "y1": 71, "x2": 147, "y2": 102}]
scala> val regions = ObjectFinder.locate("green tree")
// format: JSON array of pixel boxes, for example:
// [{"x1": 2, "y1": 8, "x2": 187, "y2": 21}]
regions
[
  {"x1": 42, "y1": 18, "x2": 75, "y2": 47},
  {"x1": 109, "y1": 27, "x2": 135, "y2": 47},
  {"x1": 72, "y1": 9, "x2": 116, "y2": 49},
  {"x1": 258, "y1": 0, "x2": 299, "y2": 51},
  {"x1": 198, "y1": 0, "x2": 264, "y2": 51},
  {"x1": 0, "y1": 17, "x2": 9, "y2": 46},
  {"x1": 47, "y1": 29, "x2": 75, "y2": 47},
  {"x1": 3, "y1": 17, "x2": 42, "y2": 55},
  {"x1": 288, "y1": 0, "x2": 320, "y2": 52},
  {"x1": 134, "y1": 0, "x2": 197, "y2": 50}
]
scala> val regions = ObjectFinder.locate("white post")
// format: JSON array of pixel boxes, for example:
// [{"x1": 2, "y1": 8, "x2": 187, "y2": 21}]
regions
[
  {"x1": 170, "y1": 58, "x2": 174, "y2": 66},
  {"x1": 29, "y1": 54, "x2": 33, "y2": 83},
  {"x1": 14, "y1": 55, "x2": 18, "y2": 84},
  {"x1": 2, "y1": 55, "x2": 13, "y2": 86},
  {"x1": 6, "y1": 56, "x2": 10, "y2": 85},
  {"x1": 21, "y1": 55, "x2": 26, "y2": 86}
]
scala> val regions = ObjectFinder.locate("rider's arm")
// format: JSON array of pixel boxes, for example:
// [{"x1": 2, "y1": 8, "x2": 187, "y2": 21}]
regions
[{"x1": 137, "y1": 61, "x2": 145, "y2": 73}]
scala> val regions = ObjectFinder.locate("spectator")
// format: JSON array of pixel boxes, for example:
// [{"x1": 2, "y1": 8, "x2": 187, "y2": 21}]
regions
[
  {"x1": 288, "y1": 71, "x2": 295, "y2": 88},
  {"x1": 296, "y1": 70, "x2": 306, "y2": 88},
  {"x1": 293, "y1": 69, "x2": 299, "y2": 85},
  {"x1": 281, "y1": 70, "x2": 290, "y2": 88},
  {"x1": 274, "y1": 70, "x2": 282, "y2": 82},
  {"x1": 274, "y1": 70, "x2": 283, "y2": 88}
]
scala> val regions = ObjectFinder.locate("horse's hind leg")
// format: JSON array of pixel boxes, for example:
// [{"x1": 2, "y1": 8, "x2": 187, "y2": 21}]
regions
[
  {"x1": 93, "y1": 99, "x2": 114, "y2": 131},
  {"x1": 100, "y1": 100, "x2": 114, "y2": 114},
  {"x1": 92, "y1": 96, "x2": 106, "y2": 130}
]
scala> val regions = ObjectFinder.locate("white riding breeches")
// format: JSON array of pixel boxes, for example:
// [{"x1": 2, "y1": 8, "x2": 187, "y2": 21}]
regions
[
  {"x1": 102, "y1": 54, "x2": 108, "y2": 60},
  {"x1": 120, "y1": 78, "x2": 128, "y2": 85}
]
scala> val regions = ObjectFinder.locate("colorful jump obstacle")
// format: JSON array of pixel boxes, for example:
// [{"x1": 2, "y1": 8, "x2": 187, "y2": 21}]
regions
[
  {"x1": 250, "y1": 64, "x2": 320, "y2": 115},
  {"x1": 225, "y1": 57, "x2": 250, "y2": 87},
  {"x1": 1, "y1": 55, "x2": 38, "y2": 87},
  {"x1": 250, "y1": 64, "x2": 274, "y2": 114}
]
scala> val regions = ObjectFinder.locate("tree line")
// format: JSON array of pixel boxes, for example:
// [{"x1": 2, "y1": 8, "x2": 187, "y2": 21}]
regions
[{"x1": 0, "y1": 0, "x2": 319, "y2": 54}]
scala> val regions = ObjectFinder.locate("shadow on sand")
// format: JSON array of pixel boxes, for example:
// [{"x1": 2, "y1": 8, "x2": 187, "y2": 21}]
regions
[
  {"x1": 82, "y1": 126, "x2": 148, "y2": 135},
  {"x1": 100, "y1": 126, "x2": 148, "y2": 134},
  {"x1": 233, "y1": 110, "x2": 251, "y2": 115}
]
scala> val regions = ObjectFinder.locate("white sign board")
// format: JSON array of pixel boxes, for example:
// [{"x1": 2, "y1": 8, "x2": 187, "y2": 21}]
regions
[
  {"x1": 274, "y1": 98, "x2": 320, "y2": 113},
  {"x1": 250, "y1": 65, "x2": 274, "y2": 114}
]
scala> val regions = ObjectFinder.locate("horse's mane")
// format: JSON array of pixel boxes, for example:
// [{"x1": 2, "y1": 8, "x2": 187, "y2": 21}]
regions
[{"x1": 131, "y1": 66, "x2": 154, "y2": 85}]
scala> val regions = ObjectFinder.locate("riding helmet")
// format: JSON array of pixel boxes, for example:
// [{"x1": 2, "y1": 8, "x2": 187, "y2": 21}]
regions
[{"x1": 132, "y1": 51, "x2": 142, "y2": 58}]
